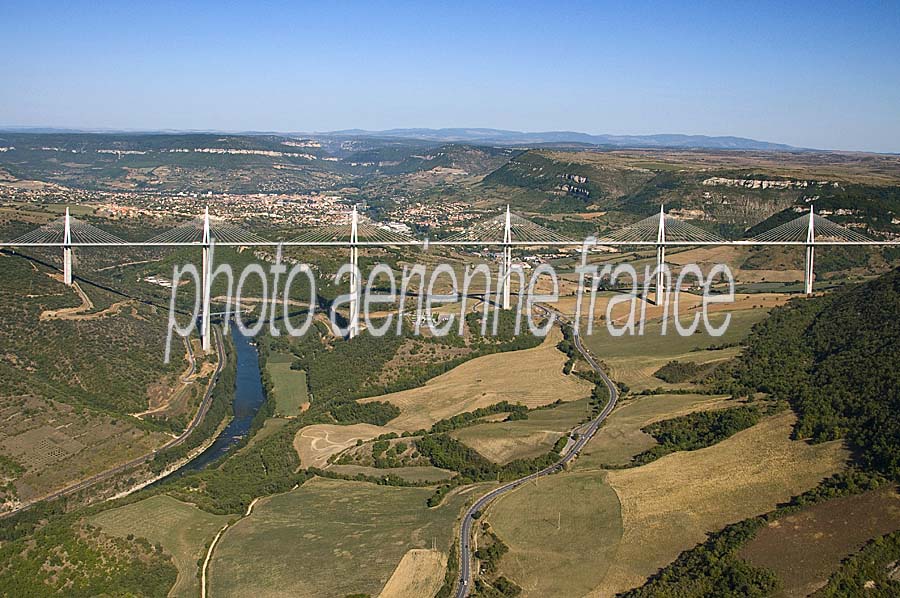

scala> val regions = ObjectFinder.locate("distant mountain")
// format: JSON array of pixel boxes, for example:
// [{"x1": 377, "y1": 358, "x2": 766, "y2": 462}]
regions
[{"x1": 323, "y1": 128, "x2": 801, "y2": 151}]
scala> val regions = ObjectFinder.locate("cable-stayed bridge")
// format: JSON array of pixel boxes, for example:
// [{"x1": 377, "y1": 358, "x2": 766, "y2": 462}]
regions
[{"x1": 2, "y1": 203, "x2": 897, "y2": 347}]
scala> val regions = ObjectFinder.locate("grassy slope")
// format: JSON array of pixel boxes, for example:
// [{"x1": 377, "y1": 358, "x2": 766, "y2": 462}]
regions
[
  {"x1": 487, "y1": 471, "x2": 623, "y2": 597},
  {"x1": 209, "y1": 477, "x2": 472, "y2": 598},
  {"x1": 581, "y1": 307, "x2": 770, "y2": 392},
  {"x1": 90, "y1": 495, "x2": 231, "y2": 598},
  {"x1": 595, "y1": 412, "x2": 847, "y2": 596},
  {"x1": 451, "y1": 398, "x2": 592, "y2": 464},
  {"x1": 361, "y1": 327, "x2": 592, "y2": 431},
  {"x1": 573, "y1": 393, "x2": 734, "y2": 470},
  {"x1": 738, "y1": 486, "x2": 900, "y2": 597},
  {"x1": 265, "y1": 353, "x2": 309, "y2": 416}
]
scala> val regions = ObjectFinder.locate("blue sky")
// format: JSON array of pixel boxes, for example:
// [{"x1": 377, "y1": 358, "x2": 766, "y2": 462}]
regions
[{"x1": 1, "y1": 1, "x2": 899, "y2": 152}]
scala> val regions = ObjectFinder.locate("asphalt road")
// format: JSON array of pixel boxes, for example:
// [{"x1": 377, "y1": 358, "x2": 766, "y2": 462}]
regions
[
  {"x1": 2, "y1": 327, "x2": 226, "y2": 518},
  {"x1": 454, "y1": 307, "x2": 619, "y2": 597}
]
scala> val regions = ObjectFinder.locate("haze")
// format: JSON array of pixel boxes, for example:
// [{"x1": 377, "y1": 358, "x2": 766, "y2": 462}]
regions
[{"x1": 1, "y1": 1, "x2": 899, "y2": 152}]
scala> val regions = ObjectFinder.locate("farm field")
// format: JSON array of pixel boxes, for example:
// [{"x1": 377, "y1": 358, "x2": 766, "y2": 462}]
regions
[
  {"x1": 265, "y1": 352, "x2": 309, "y2": 416},
  {"x1": 592, "y1": 411, "x2": 848, "y2": 596},
  {"x1": 90, "y1": 494, "x2": 231, "y2": 598},
  {"x1": 0, "y1": 395, "x2": 170, "y2": 505},
  {"x1": 209, "y1": 477, "x2": 474, "y2": 598},
  {"x1": 580, "y1": 306, "x2": 772, "y2": 391},
  {"x1": 0, "y1": 253, "x2": 186, "y2": 508},
  {"x1": 451, "y1": 397, "x2": 593, "y2": 464},
  {"x1": 379, "y1": 548, "x2": 447, "y2": 598},
  {"x1": 293, "y1": 422, "x2": 397, "y2": 469},
  {"x1": 548, "y1": 287, "x2": 788, "y2": 325},
  {"x1": 486, "y1": 471, "x2": 623, "y2": 597},
  {"x1": 738, "y1": 485, "x2": 900, "y2": 597},
  {"x1": 361, "y1": 326, "x2": 593, "y2": 431},
  {"x1": 486, "y1": 410, "x2": 849, "y2": 597},
  {"x1": 573, "y1": 393, "x2": 734, "y2": 470}
]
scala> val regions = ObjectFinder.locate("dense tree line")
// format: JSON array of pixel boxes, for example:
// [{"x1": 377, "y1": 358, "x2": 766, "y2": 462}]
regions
[
  {"x1": 272, "y1": 308, "x2": 542, "y2": 427},
  {"x1": 720, "y1": 268, "x2": 900, "y2": 481},
  {"x1": 331, "y1": 401, "x2": 400, "y2": 426},
  {"x1": 557, "y1": 323, "x2": 578, "y2": 374},
  {"x1": 0, "y1": 518, "x2": 176, "y2": 597},
  {"x1": 623, "y1": 269, "x2": 900, "y2": 596},
  {"x1": 815, "y1": 529, "x2": 900, "y2": 596},
  {"x1": 653, "y1": 359, "x2": 709, "y2": 383},
  {"x1": 428, "y1": 401, "x2": 529, "y2": 434},
  {"x1": 628, "y1": 405, "x2": 764, "y2": 467},
  {"x1": 623, "y1": 470, "x2": 887, "y2": 597}
]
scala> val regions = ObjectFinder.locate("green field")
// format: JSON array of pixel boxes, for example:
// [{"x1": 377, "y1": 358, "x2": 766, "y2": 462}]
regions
[
  {"x1": 581, "y1": 308, "x2": 769, "y2": 391},
  {"x1": 90, "y1": 494, "x2": 231, "y2": 598},
  {"x1": 266, "y1": 352, "x2": 309, "y2": 416},
  {"x1": 487, "y1": 471, "x2": 623, "y2": 596},
  {"x1": 451, "y1": 398, "x2": 593, "y2": 464},
  {"x1": 209, "y1": 477, "x2": 475, "y2": 597},
  {"x1": 574, "y1": 393, "x2": 733, "y2": 470}
]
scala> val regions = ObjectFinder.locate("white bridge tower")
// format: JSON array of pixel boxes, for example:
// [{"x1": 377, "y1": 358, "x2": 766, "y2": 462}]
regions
[
  {"x1": 201, "y1": 207, "x2": 212, "y2": 352},
  {"x1": 348, "y1": 204, "x2": 360, "y2": 339},
  {"x1": 502, "y1": 205, "x2": 512, "y2": 310},
  {"x1": 805, "y1": 205, "x2": 816, "y2": 296},
  {"x1": 656, "y1": 204, "x2": 666, "y2": 304},
  {"x1": 63, "y1": 207, "x2": 73, "y2": 286}
]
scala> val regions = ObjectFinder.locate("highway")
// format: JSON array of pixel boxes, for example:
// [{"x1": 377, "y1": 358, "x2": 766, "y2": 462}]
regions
[
  {"x1": 2, "y1": 326, "x2": 227, "y2": 518},
  {"x1": 454, "y1": 307, "x2": 619, "y2": 597}
]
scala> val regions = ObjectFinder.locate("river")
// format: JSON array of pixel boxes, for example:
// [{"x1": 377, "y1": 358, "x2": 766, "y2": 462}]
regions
[{"x1": 161, "y1": 323, "x2": 268, "y2": 479}]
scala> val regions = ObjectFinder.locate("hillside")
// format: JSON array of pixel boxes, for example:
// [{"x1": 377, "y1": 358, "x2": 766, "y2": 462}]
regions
[
  {"x1": 478, "y1": 149, "x2": 900, "y2": 239},
  {"x1": 618, "y1": 268, "x2": 900, "y2": 597},
  {"x1": 324, "y1": 128, "x2": 800, "y2": 150},
  {"x1": 726, "y1": 267, "x2": 900, "y2": 480}
]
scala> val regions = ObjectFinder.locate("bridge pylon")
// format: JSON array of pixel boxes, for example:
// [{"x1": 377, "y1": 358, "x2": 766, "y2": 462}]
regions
[
  {"x1": 348, "y1": 205, "x2": 360, "y2": 339},
  {"x1": 201, "y1": 207, "x2": 212, "y2": 352},
  {"x1": 805, "y1": 205, "x2": 815, "y2": 296},
  {"x1": 502, "y1": 205, "x2": 512, "y2": 310},
  {"x1": 655, "y1": 205, "x2": 666, "y2": 304},
  {"x1": 63, "y1": 207, "x2": 73, "y2": 286}
]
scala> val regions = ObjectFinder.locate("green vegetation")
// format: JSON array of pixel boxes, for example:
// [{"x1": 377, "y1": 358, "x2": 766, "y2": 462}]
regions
[
  {"x1": 475, "y1": 529, "x2": 509, "y2": 576},
  {"x1": 270, "y1": 309, "x2": 541, "y2": 423},
  {"x1": 722, "y1": 268, "x2": 900, "y2": 481},
  {"x1": 331, "y1": 400, "x2": 400, "y2": 425},
  {"x1": 653, "y1": 359, "x2": 711, "y2": 383},
  {"x1": 90, "y1": 495, "x2": 231, "y2": 598},
  {"x1": 150, "y1": 331, "x2": 235, "y2": 472},
  {"x1": 629, "y1": 405, "x2": 764, "y2": 466},
  {"x1": 0, "y1": 253, "x2": 182, "y2": 416},
  {"x1": 473, "y1": 528, "x2": 523, "y2": 597},
  {"x1": 166, "y1": 415, "x2": 315, "y2": 515},
  {"x1": 209, "y1": 477, "x2": 468, "y2": 598},
  {"x1": 816, "y1": 530, "x2": 900, "y2": 597},
  {"x1": 417, "y1": 431, "x2": 570, "y2": 506},
  {"x1": 557, "y1": 323, "x2": 579, "y2": 374},
  {"x1": 0, "y1": 518, "x2": 177, "y2": 597},
  {"x1": 451, "y1": 399, "x2": 591, "y2": 465},
  {"x1": 265, "y1": 354, "x2": 309, "y2": 416},
  {"x1": 622, "y1": 470, "x2": 887, "y2": 597},
  {"x1": 429, "y1": 401, "x2": 529, "y2": 434},
  {"x1": 624, "y1": 268, "x2": 900, "y2": 596}
]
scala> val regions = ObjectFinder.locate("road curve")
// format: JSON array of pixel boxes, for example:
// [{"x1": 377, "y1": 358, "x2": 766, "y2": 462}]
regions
[
  {"x1": 2, "y1": 327, "x2": 227, "y2": 518},
  {"x1": 454, "y1": 307, "x2": 618, "y2": 597}
]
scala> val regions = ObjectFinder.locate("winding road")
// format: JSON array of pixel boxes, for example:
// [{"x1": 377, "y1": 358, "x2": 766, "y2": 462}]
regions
[{"x1": 454, "y1": 306, "x2": 619, "y2": 597}]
